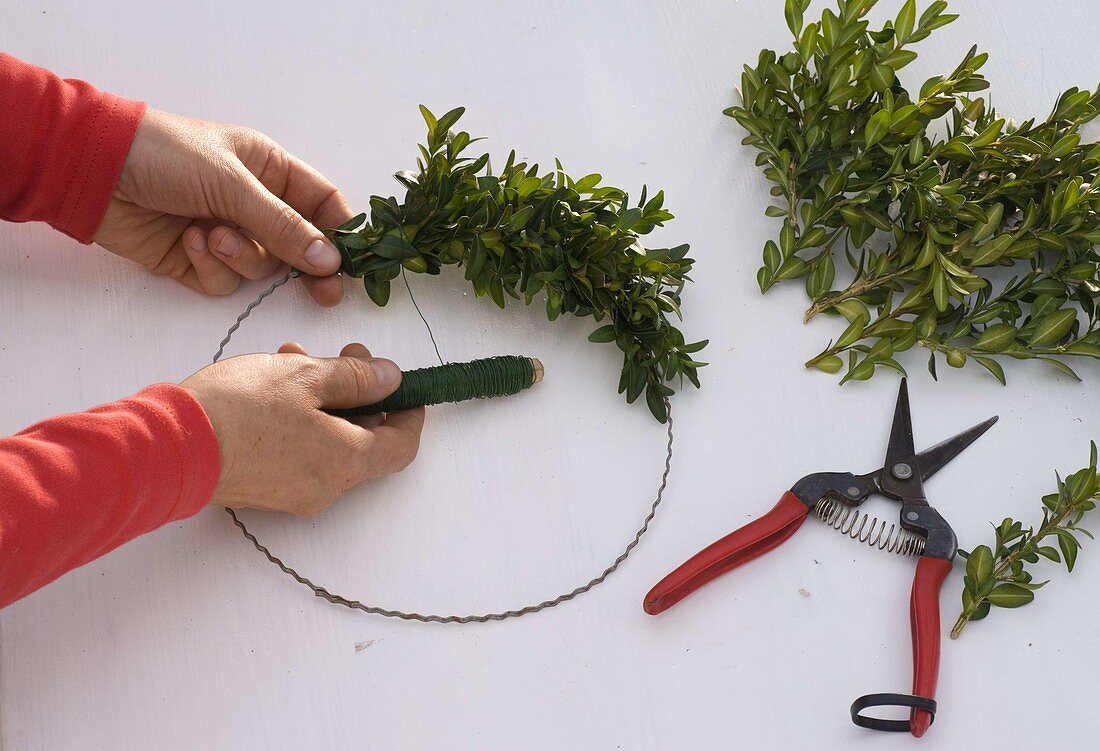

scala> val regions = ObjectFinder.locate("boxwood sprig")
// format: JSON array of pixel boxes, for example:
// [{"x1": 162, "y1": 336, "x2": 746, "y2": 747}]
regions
[
  {"x1": 325, "y1": 106, "x2": 705, "y2": 422},
  {"x1": 953, "y1": 442, "x2": 1099, "y2": 638}
]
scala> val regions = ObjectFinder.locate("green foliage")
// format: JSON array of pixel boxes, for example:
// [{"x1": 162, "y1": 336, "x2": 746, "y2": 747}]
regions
[
  {"x1": 730, "y1": 0, "x2": 1100, "y2": 385},
  {"x1": 325, "y1": 106, "x2": 704, "y2": 422},
  {"x1": 952, "y1": 442, "x2": 1099, "y2": 638}
]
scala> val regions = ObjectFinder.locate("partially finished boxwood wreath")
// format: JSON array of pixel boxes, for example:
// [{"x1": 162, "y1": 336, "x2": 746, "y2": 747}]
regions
[{"x1": 212, "y1": 106, "x2": 704, "y2": 622}]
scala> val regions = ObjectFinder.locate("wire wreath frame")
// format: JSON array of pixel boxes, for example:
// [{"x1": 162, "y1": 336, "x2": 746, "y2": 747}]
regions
[{"x1": 213, "y1": 270, "x2": 675, "y2": 623}]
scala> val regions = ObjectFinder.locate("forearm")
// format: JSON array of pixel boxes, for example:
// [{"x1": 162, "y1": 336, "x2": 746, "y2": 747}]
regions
[
  {"x1": 0, "y1": 384, "x2": 220, "y2": 607},
  {"x1": 0, "y1": 51, "x2": 145, "y2": 241}
]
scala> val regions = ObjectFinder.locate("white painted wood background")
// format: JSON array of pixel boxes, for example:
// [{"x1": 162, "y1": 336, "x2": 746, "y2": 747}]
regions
[{"x1": 3, "y1": 1, "x2": 1099, "y2": 748}]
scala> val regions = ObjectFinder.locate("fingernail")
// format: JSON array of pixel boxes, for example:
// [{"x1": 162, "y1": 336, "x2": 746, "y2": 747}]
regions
[
  {"x1": 217, "y1": 232, "x2": 241, "y2": 257},
  {"x1": 304, "y1": 239, "x2": 341, "y2": 273},
  {"x1": 189, "y1": 233, "x2": 207, "y2": 253},
  {"x1": 370, "y1": 358, "x2": 401, "y2": 390}
]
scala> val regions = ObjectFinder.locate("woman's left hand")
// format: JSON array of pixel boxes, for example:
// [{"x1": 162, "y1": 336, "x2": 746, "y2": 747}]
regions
[{"x1": 94, "y1": 108, "x2": 352, "y2": 306}]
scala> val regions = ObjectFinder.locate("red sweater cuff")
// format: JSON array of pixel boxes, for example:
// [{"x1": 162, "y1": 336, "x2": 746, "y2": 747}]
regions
[
  {"x1": 129, "y1": 383, "x2": 223, "y2": 522},
  {"x1": 0, "y1": 52, "x2": 146, "y2": 242},
  {"x1": 61, "y1": 91, "x2": 146, "y2": 242},
  {"x1": 0, "y1": 383, "x2": 220, "y2": 607}
]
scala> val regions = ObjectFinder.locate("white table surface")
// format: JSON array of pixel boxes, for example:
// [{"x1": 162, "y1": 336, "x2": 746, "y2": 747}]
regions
[{"x1": 3, "y1": 1, "x2": 1100, "y2": 748}]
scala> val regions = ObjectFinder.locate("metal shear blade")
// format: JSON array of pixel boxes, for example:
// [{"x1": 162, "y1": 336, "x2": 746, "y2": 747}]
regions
[{"x1": 860, "y1": 379, "x2": 998, "y2": 503}]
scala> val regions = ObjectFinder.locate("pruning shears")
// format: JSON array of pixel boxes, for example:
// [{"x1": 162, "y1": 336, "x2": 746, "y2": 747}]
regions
[{"x1": 643, "y1": 379, "x2": 997, "y2": 737}]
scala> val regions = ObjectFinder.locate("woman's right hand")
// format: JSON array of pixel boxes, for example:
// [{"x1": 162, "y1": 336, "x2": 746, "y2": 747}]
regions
[{"x1": 182, "y1": 342, "x2": 425, "y2": 515}]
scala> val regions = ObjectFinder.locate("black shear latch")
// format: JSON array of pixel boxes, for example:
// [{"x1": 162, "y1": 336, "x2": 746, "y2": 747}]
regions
[{"x1": 850, "y1": 693, "x2": 937, "y2": 732}]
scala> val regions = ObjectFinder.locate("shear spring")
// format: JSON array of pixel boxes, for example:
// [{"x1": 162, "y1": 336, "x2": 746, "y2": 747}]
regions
[{"x1": 814, "y1": 499, "x2": 926, "y2": 557}]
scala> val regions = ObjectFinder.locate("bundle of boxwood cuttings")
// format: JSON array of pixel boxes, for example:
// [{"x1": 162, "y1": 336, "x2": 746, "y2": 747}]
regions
[
  {"x1": 734, "y1": 0, "x2": 1100, "y2": 384},
  {"x1": 325, "y1": 106, "x2": 705, "y2": 423},
  {"x1": 732, "y1": 0, "x2": 1099, "y2": 635}
]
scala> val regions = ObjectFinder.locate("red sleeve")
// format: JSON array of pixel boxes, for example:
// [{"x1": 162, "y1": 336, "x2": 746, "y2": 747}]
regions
[
  {"x1": 0, "y1": 384, "x2": 221, "y2": 608},
  {"x1": 0, "y1": 51, "x2": 146, "y2": 242}
]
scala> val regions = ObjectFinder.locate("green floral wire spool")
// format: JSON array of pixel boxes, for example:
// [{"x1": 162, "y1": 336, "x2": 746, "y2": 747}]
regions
[{"x1": 327, "y1": 355, "x2": 544, "y2": 417}]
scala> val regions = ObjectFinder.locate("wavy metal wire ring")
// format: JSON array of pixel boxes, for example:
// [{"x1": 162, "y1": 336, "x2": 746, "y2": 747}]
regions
[{"x1": 213, "y1": 270, "x2": 675, "y2": 623}]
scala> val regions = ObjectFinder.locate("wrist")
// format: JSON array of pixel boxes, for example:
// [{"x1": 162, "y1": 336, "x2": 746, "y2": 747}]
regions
[
  {"x1": 135, "y1": 383, "x2": 222, "y2": 514},
  {"x1": 180, "y1": 382, "x2": 231, "y2": 504}
]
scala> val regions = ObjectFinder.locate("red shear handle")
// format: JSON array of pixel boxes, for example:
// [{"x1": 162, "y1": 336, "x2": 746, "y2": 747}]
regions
[
  {"x1": 643, "y1": 491, "x2": 809, "y2": 615},
  {"x1": 909, "y1": 556, "x2": 952, "y2": 738}
]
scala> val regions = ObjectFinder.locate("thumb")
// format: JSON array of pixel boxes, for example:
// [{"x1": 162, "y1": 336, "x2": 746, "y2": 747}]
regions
[
  {"x1": 311, "y1": 356, "x2": 403, "y2": 409},
  {"x1": 227, "y1": 169, "x2": 344, "y2": 276}
]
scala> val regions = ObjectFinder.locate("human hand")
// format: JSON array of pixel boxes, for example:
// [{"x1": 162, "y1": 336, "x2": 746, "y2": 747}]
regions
[
  {"x1": 182, "y1": 342, "x2": 426, "y2": 515},
  {"x1": 95, "y1": 108, "x2": 351, "y2": 306}
]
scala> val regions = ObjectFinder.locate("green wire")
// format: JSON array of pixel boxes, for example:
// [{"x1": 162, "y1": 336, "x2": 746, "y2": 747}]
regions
[{"x1": 328, "y1": 355, "x2": 539, "y2": 417}]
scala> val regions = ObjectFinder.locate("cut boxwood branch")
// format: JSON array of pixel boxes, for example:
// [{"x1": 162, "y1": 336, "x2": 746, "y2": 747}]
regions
[
  {"x1": 730, "y1": 0, "x2": 1100, "y2": 385},
  {"x1": 325, "y1": 106, "x2": 705, "y2": 422},
  {"x1": 952, "y1": 442, "x2": 1099, "y2": 639}
]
